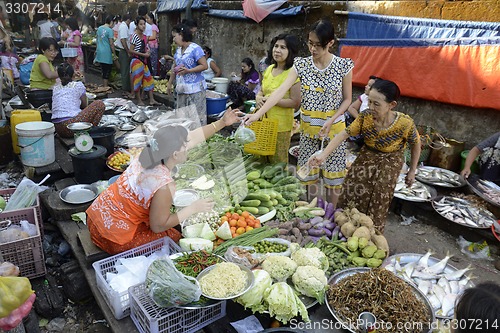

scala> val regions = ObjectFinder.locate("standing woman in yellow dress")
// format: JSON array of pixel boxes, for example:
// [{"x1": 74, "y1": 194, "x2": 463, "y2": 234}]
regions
[
  {"x1": 244, "y1": 20, "x2": 353, "y2": 207},
  {"x1": 254, "y1": 33, "x2": 301, "y2": 163}
]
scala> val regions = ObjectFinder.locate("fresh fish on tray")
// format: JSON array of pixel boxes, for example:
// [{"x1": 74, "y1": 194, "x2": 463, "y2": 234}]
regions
[
  {"x1": 383, "y1": 251, "x2": 474, "y2": 319},
  {"x1": 476, "y1": 179, "x2": 500, "y2": 205},
  {"x1": 417, "y1": 167, "x2": 463, "y2": 187},
  {"x1": 394, "y1": 176, "x2": 433, "y2": 201},
  {"x1": 432, "y1": 196, "x2": 496, "y2": 228}
]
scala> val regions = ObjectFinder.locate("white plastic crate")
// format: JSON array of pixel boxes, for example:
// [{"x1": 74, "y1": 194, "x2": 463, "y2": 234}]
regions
[
  {"x1": 130, "y1": 283, "x2": 226, "y2": 333},
  {"x1": 92, "y1": 237, "x2": 181, "y2": 319}
]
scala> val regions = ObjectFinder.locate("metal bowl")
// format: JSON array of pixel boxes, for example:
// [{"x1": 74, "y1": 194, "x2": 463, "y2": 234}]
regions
[
  {"x1": 67, "y1": 122, "x2": 93, "y2": 132},
  {"x1": 393, "y1": 178, "x2": 438, "y2": 203},
  {"x1": 466, "y1": 174, "x2": 500, "y2": 208},
  {"x1": 325, "y1": 267, "x2": 435, "y2": 333},
  {"x1": 416, "y1": 166, "x2": 466, "y2": 188},
  {"x1": 59, "y1": 184, "x2": 99, "y2": 204},
  {"x1": 86, "y1": 92, "x2": 97, "y2": 100},
  {"x1": 382, "y1": 253, "x2": 475, "y2": 319},
  {"x1": 431, "y1": 195, "x2": 496, "y2": 229},
  {"x1": 173, "y1": 189, "x2": 199, "y2": 207},
  {"x1": 196, "y1": 263, "x2": 254, "y2": 300}
]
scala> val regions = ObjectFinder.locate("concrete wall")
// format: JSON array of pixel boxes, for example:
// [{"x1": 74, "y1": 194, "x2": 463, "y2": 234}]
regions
[{"x1": 157, "y1": 1, "x2": 500, "y2": 149}]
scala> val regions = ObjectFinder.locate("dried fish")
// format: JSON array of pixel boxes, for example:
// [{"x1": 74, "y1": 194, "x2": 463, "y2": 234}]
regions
[{"x1": 327, "y1": 268, "x2": 430, "y2": 333}]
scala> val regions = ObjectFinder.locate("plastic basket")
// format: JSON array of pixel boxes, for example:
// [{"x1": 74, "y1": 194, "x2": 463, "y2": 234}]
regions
[
  {"x1": 92, "y1": 237, "x2": 182, "y2": 320},
  {"x1": 0, "y1": 187, "x2": 43, "y2": 235},
  {"x1": 130, "y1": 283, "x2": 226, "y2": 333},
  {"x1": 0, "y1": 208, "x2": 46, "y2": 279},
  {"x1": 61, "y1": 47, "x2": 77, "y2": 58},
  {"x1": 243, "y1": 117, "x2": 278, "y2": 156}
]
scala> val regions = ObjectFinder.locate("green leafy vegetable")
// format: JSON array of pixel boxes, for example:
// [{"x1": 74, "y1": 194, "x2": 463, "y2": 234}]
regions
[
  {"x1": 236, "y1": 269, "x2": 272, "y2": 313},
  {"x1": 264, "y1": 282, "x2": 310, "y2": 324}
]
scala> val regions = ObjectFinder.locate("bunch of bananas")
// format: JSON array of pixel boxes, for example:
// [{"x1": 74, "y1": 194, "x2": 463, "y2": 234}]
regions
[{"x1": 154, "y1": 79, "x2": 170, "y2": 94}]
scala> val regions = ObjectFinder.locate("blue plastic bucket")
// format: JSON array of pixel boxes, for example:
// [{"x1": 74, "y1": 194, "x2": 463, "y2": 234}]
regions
[
  {"x1": 206, "y1": 97, "x2": 229, "y2": 115},
  {"x1": 16, "y1": 121, "x2": 55, "y2": 167}
]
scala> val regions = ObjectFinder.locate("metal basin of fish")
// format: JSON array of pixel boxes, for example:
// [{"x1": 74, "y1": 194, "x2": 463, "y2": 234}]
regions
[
  {"x1": 382, "y1": 253, "x2": 475, "y2": 319},
  {"x1": 394, "y1": 175, "x2": 437, "y2": 202},
  {"x1": 466, "y1": 174, "x2": 500, "y2": 208},
  {"x1": 432, "y1": 196, "x2": 497, "y2": 229},
  {"x1": 416, "y1": 166, "x2": 466, "y2": 188}
]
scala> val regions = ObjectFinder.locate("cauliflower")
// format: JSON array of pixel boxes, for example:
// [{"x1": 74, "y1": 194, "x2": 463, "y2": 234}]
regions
[
  {"x1": 292, "y1": 265, "x2": 327, "y2": 303},
  {"x1": 261, "y1": 255, "x2": 297, "y2": 282},
  {"x1": 291, "y1": 247, "x2": 329, "y2": 272}
]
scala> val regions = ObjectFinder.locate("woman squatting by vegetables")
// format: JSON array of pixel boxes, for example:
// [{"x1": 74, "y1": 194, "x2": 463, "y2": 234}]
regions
[
  {"x1": 86, "y1": 109, "x2": 242, "y2": 254},
  {"x1": 310, "y1": 79, "x2": 421, "y2": 232}
]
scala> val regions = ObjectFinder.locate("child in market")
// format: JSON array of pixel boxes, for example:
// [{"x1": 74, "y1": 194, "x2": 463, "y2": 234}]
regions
[{"x1": 453, "y1": 282, "x2": 500, "y2": 332}]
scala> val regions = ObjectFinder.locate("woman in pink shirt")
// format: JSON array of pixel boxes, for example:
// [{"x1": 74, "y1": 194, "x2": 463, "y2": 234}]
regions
[{"x1": 146, "y1": 12, "x2": 159, "y2": 76}]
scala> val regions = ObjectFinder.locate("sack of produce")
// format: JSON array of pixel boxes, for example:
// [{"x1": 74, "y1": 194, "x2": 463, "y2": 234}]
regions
[{"x1": 145, "y1": 257, "x2": 202, "y2": 307}]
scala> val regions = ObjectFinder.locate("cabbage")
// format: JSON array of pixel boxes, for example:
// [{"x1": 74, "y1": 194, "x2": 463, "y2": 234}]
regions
[
  {"x1": 236, "y1": 269, "x2": 272, "y2": 313},
  {"x1": 234, "y1": 126, "x2": 256, "y2": 145},
  {"x1": 264, "y1": 282, "x2": 310, "y2": 324}
]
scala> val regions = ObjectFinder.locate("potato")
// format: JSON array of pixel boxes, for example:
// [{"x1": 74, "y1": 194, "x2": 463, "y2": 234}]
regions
[
  {"x1": 372, "y1": 233, "x2": 390, "y2": 254},
  {"x1": 340, "y1": 222, "x2": 356, "y2": 238},
  {"x1": 358, "y1": 214, "x2": 374, "y2": 228},
  {"x1": 334, "y1": 212, "x2": 349, "y2": 226},
  {"x1": 352, "y1": 226, "x2": 371, "y2": 240},
  {"x1": 350, "y1": 208, "x2": 360, "y2": 215}
]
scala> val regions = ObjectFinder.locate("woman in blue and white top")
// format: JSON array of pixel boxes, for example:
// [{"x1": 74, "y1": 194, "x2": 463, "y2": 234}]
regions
[{"x1": 166, "y1": 24, "x2": 208, "y2": 126}]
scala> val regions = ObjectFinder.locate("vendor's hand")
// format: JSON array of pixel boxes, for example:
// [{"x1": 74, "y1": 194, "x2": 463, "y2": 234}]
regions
[
  {"x1": 221, "y1": 108, "x2": 243, "y2": 126},
  {"x1": 460, "y1": 167, "x2": 471, "y2": 179},
  {"x1": 309, "y1": 151, "x2": 327, "y2": 167},
  {"x1": 243, "y1": 113, "x2": 260, "y2": 126},
  {"x1": 177, "y1": 65, "x2": 188, "y2": 75},
  {"x1": 144, "y1": 52, "x2": 150, "y2": 58},
  {"x1": 256, "y1": 95, "x2": 266, "y2": 109},
  {"x1": 193, "y1": 199, "x2": 215, "y2": 213},
  {"x1": 166, "y1": 84, "x2": 173, "y2": 95},
  {"x1": 319, "y1": 121, "x2": 332, "y2": 138},
  {"x1": 405, "y1": 169, "x2": 416, "y2": 186}
]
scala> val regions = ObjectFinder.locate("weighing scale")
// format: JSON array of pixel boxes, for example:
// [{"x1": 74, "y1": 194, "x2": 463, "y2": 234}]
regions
[{"x1": 67, "y1": 122, "x2": 94, "y2": 154}]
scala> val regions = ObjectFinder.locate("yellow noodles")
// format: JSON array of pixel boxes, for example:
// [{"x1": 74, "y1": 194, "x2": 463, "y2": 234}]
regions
[{"x1": 198, "y1": 262, "x2": 247, "y2": 298}]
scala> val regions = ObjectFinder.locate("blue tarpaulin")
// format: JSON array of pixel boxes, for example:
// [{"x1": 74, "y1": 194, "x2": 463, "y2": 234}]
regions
[
  {"x1": 340, "y1": 12, "x2": 500, "y2": 109},
  {"x1": 207, "y1": 6, "x2": 303, "y2": 20},
  {"x1": 157, "y1": 0, "x2": 208, "y2": 13}
]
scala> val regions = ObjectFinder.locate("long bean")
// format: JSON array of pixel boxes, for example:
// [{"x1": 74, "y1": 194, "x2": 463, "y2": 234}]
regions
[{"x1": 213, "y1": 226, "x2": 279, "y2": 256}]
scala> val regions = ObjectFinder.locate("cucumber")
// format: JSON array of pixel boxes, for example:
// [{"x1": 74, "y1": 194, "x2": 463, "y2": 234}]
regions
[
  {"x1": 257, "y1": 189, "x2": 278, "y2": 199},
  {"x1": 257, "y1": 206, "x2": 270, "y2": 215},
  {"x1": 274, "y1": 176, "x2": 300, "y2": 186},
  {"x1": 240, "y1": 199, "x2": 261, "y2": 207},
  {"x1": 271, "y1": 173, "x2": 287, "y2": 184},
  {"x1": 240, "y1": 206, "x2": 259, "y2": 215},
  {"x1": 246, "y1": 170, "x2": 261, "y2": 181},
  {"x1": 271, "y1": 199, "x2": 278, "y2": 206},
  {"x1": 277, "y1": 197, "x2": 288, "y2": 205},
  {"x1": 259, "y1": 200, "x2": 274, "y2": 208},
  {"x1": 259, "y1": 180, "x2": 274, "y2": 189},
  {"x1": 245, "y1": 193, "x2": 271, "y2": 202}
]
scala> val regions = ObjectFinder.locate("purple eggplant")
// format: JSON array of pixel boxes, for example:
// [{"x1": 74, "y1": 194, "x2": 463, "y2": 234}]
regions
[
  {"x1": 309, "y1": 216, "x2": 323, "y2": 226},
  {"x1": 317, "y1": 197, "x2": 325, "y2": 210},
  {"x1": 324, "y1": 222, "x2": 336, "y2": 230},
  {"x1": 308, "y1": 228, "x2": 325, "y2": 237},
  {"x1": 310, "y1": 236, "x2": 321, "y2": 243},
  {"x1": 324, "y1": 203, "x2": 335, "y2": 219},
  {"x1": 340, "y1": 236, "x2": 347, "y2": 242},
  {"x1": 323, "y1": 228, "x2": 332, "y2": 238}
]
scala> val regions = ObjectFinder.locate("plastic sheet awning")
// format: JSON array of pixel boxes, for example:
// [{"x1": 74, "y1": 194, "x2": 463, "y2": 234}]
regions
[
  {"x1": 207, "y1": 6, "x2": 303, "y2": 21},
  {"x1": 157, "y1": 0, "x2": 208, "y2": 13},
  {"x1": 339, "y1": 12, "x2": 500, "y2": 110},
  {"x1": 242, "y1": 0, "x2": 287, "y2": 23}
]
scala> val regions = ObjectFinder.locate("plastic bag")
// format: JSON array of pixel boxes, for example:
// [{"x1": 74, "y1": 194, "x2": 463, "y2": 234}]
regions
[
  {"x1": 224, "y1": 246, "x2": 260, "y2": 269},
  {"x1": 4, "y1": 176, "x2": 50, "y2": 212},
  {"x1": 145, "y1": 257, "x2": 202, "y2": 307},
  {"x1": 0, "y1": 224, "x2": 30, "y2": 244},
  {"x1": 457, "y1": 235, "x2": 493, "y2": 260},
  {"x1": 234, "y1": 124, "x2": 256, "y2": 145}
]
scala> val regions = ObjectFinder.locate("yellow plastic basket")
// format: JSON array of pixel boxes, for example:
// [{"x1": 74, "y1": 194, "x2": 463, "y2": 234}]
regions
[{"x1": 243, "y1": 117, "x2": 278, "y2": 156}]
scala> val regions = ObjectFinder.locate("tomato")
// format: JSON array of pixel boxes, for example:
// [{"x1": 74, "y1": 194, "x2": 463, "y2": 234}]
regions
[
  {"x1": 241, "y1": 211, "x2": 250, "y2": 218},
  {"x1": 230, "y1": 226, "x2": 236, "y2": 233},
  {"x1": 254, "y1": 221, "x2": 261, "y2": 228},
  {"x1": 236, "y1": 227, "x2": 245, "y2": 235},
  {"x1": 220, "y1": 216, "x2": 228, "y2": 223},
  {"x1": 247, "y1": 220, "x2": 255, "y2": 227},
  {"x1": 225, "y1": 212, "x2": 232, "y2": 218},
  {"x1": 229, "y1": 219, "x2": 238, "y2": 227},
  {"x1": 231, "y1": 213, "x2": 240, "y2": 220},
  {"x1": 245, "y1": 226, "x2": 254, "y2": 232},
  {"x1": 237, "y1": 220, "x2": 247, "y2": 228}
]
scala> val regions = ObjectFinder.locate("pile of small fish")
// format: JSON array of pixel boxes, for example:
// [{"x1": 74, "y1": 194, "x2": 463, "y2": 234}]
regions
[
  {"x1": 384, "y1": 251, "x2": 473, "y2": 318},
  {"x1": 476, "y1": 179, "x2": 500, "y2": 205},
  {"x1": 417, "y1": 167, "x2": 463, "y2": 187},
  {"x1": 394, "y1": 177, "x2": 432, "y2": 201},
  {"x1": 433, "y1": 197, "x2": 496, "y2": 228}
]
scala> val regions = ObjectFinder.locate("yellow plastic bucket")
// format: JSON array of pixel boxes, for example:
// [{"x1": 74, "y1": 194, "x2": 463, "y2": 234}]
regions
[{"x1": 10, "y1": 110, "x2": 41, "y2": 154}]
